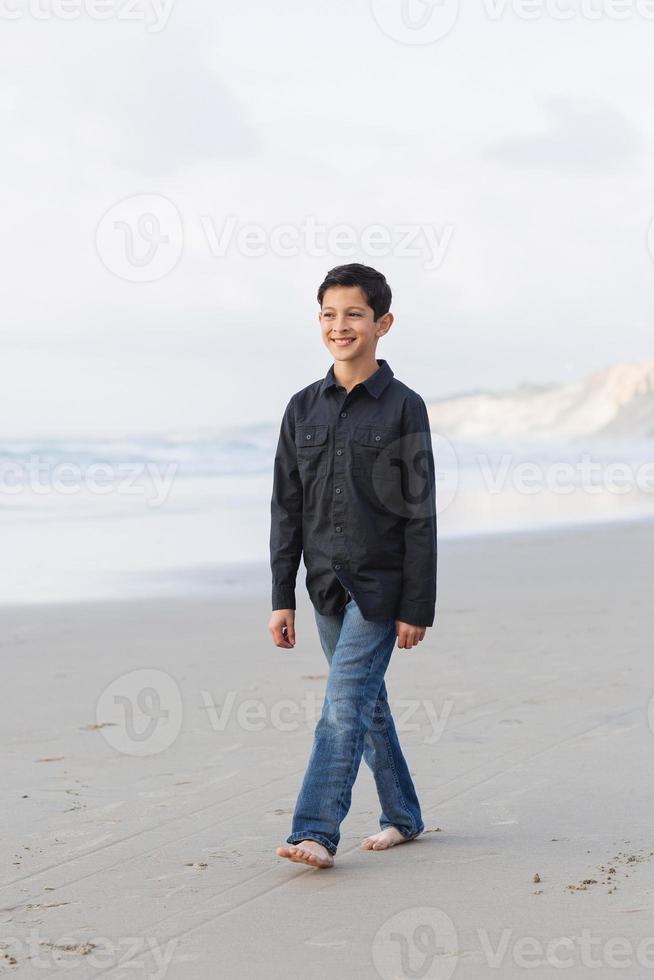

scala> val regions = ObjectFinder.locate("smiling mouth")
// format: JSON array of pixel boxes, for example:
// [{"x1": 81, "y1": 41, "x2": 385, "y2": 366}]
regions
[{"x1": 331, "y1": 337, "x2": 355, "y2": 346}]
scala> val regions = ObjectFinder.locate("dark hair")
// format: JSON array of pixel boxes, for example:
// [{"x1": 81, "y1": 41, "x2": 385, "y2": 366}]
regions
[{"x1": 317, "y1": 263, "x2": 392, "y2": 321}]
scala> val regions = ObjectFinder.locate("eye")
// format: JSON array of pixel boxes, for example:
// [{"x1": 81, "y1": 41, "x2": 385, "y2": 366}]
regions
[{"x1": 348, "y1": 312, "x2": 363, "y2": 317}]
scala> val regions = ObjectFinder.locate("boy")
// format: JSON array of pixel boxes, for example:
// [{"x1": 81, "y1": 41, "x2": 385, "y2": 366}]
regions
[{"x1": 268, "y1": 263, "x2": 437, "y2": 869}]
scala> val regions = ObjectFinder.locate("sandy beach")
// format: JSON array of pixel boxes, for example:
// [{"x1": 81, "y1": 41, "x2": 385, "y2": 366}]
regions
[{"x1": 2, "y1": 518, "x2": 653, "y2": 979}]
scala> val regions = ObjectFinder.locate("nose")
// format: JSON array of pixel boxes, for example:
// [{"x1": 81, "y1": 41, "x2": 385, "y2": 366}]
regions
[{"x1": 329, "y1": 314, "x2": 350, "y2": 330}]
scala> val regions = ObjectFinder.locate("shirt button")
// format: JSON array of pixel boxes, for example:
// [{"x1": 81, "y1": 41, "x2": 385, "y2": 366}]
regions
[
  {"x1": 340, "y1": 411, "x2": 347, "y2": 418},
  {"x1": 336, "y1": 449, "x2": 343, "y2": 455},
  {"x1": 374, "y1": 434, "x2": 381, "y2": 441},
  {"x1": 335, "y1": 525, "x2": 342, "y2": 532},
  {"x1": 335, "y1": 487, "x2": 341, "y2": 494},
  {"x1": 306, "y1": 433, "x2": 312, "y2": 440},
  {"x1": 334, "y1": 563, "x2": 342, "y2": 570}
]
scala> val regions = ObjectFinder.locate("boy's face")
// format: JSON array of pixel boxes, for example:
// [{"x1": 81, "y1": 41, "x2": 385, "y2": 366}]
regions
[{"x1": 319, "y1": 285, "x2": 392, "y2": 361}]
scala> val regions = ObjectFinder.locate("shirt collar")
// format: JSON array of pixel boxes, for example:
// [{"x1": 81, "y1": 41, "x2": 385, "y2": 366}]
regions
[{"x1": 319, "y1": 358, "x2": 394, "y2": 400}]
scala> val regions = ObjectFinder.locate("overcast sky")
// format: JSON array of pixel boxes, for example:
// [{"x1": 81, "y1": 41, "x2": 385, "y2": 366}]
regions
[{"x1": 2, "y1": 0, "x2": 654, "y2": 438}]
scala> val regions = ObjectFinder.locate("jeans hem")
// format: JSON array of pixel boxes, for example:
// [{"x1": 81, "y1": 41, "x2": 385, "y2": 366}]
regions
[
  {"x1": 381, "y1": 822, "x2": 424, "y2": 841},
  {"x1": 286, "y1": 832, "x2": 337, "y2": 856},
  {"x1": 401, "y1": 824, "x2": 425, "y2": 841}
]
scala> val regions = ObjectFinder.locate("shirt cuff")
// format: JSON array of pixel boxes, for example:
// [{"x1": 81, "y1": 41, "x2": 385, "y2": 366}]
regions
[
  {"x1": 272, "y1": 586, "x2": 296, "y2": 611},
  {"x1": 396, "y1": 598, "x2": 435, "y2": 628}
]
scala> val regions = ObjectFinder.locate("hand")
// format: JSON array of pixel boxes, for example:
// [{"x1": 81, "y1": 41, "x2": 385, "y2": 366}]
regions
[
  {"x1": 395, "y1": 620, "x2": 426, "y2": 649},
  {"x1": 269, "y1": 609, "x2": 296, "y2": 649}
]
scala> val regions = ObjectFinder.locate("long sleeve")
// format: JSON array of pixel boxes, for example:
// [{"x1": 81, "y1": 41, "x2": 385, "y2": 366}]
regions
[
  {"x1": 396, "y1": 393, "x2": 438, "y2": 627},
  {"x1": 270, "y1": 394, "x2": 303, "y2": 611}
]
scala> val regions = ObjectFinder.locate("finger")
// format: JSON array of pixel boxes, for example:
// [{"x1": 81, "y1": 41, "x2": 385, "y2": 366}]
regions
[
  {"x1": 272, "y1": 625, "x2": 292, "y2": 648},
  {"x1": 280, "y1": 624, "x2": 294, "y2": 648},
  {"x1": 286, "y1": 621, "x2": 296, "y2": 645}
]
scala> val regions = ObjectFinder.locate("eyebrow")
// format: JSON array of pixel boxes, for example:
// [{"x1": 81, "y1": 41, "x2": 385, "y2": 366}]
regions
[{"x1": 322, "y1": 306, "x2": 366, "y2": 312}]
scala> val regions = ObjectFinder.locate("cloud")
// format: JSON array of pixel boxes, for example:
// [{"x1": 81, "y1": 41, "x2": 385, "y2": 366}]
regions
[
  {"x1": 2, "y1": 22, "x2": 257, "y2": 176},
  {"x1": 110, "y1": 50, "x2": 257, "y2": 174},
  {"x1": 484, "y1": 95, "x2": 643, "y2": 174}
]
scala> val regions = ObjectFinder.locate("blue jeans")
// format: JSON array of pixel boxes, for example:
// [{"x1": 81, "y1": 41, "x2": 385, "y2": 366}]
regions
[{"x1": 286, "y1": 593, "x2": 424, "y2": 855}]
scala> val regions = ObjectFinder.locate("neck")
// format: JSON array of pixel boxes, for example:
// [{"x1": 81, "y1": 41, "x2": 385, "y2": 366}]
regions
[{"x1": 333, "y1": 356, "x2": 381, "y2": 393}]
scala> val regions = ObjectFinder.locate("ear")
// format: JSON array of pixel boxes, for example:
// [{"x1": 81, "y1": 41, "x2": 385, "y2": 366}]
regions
[{"x1": 376, "y1": 312, "x2": 394, "y2": 335}]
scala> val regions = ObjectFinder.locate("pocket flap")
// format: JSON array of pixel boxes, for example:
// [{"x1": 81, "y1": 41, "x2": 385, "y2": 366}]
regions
[
  {"x1": 295, "y1": 424, "x2": 329, "y2": 448},
  {"x1": 353, "y1": 425, "x2": 396, "y2": 448}
]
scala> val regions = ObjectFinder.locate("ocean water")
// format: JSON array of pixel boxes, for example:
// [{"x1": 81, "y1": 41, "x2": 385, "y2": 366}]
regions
[{"x1": 1, "y1": 430, "x2": 653, "y2": 604}]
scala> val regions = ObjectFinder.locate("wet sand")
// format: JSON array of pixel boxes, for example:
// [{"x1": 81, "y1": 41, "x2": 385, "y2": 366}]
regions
[{"x1": 1, "y1": 519, "x2": 653, "y2": 978}]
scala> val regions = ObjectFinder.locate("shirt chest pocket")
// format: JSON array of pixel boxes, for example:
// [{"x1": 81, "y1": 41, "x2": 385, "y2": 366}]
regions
[
  {"x1": 352, "y1": 425, "x2": 399, "y2": 480},
  {"x1": 295, "y1": 424, "x2": 329, "y2": 478}
]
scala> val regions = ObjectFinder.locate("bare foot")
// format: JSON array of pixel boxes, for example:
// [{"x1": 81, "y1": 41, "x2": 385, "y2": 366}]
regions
[
  {"x1": 361, "y1": 827, "x2": 416, "y2": 850},
  {"x1": 276, "y1": 840, "x2": 334, "y2": 868}
]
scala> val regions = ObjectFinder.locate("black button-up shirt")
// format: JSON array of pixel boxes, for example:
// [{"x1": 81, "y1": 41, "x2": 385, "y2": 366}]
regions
[{"x1": 269, "y1": 358, "x2": 437, "y2": 627}]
